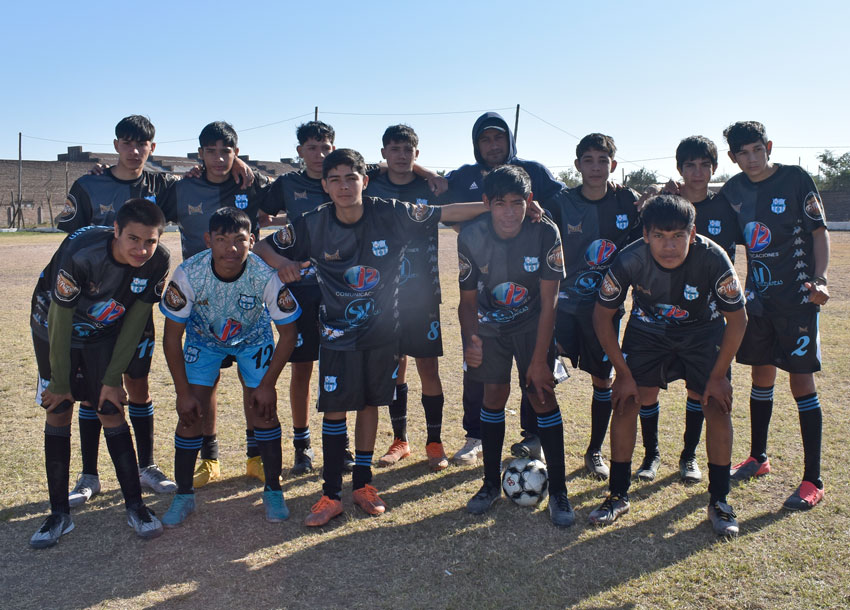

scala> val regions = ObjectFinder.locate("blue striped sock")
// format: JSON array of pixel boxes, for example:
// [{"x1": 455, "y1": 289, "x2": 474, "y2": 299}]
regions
[{"x1": 796, "y1": 393, "x2": 822, "y2": 484}]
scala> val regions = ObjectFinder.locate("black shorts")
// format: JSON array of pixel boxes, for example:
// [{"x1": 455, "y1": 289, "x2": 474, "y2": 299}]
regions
[
  {"x1": 32, "y1": 332, "x2": 113, "y2": 406},
  {"x1": 124, "y1": 312, "x2": 155, "y2": 379},
  {"x1": 737, "y1": 310, "x2": 821, "y2": 374},
  {"x1": 555, "y1": 307, "x2": 621, "y2": 379},
  {"x1": 289, "y1": 283, "x2": 320, "y2": 363},
  {"x1": 466, "y1": 330, "x2": 558, "y2": 390},
  {"x1": 621, "y1": 323, "x2": 726, "y2": 394},
  {"x1": 317, "y1": 344, "x2": 399, "y2": 412},
  {"x1": 399, "y1": 301, "x2": 443, "y2": 359}
]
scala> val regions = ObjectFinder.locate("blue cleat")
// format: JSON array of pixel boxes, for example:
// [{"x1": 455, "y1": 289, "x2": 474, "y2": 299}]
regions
[
  {"x1": 263, "y1": 489, "x2": 290, "y2": 522},
  {"x1": 162, "y1": 493, "x2": 196, "y2": 528}
]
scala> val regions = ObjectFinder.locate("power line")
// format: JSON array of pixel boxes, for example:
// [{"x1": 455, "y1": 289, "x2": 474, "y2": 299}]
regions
[{"x1": 321, "y1": 107, "x2": 514, "y2": 117}]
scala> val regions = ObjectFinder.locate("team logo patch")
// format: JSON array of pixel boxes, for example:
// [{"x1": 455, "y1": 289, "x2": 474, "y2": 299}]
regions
[
  {"x1": 372, "y1": 240, "x2": 388, "y2": 256},
  {"x1": 234, "y1": 194, "x2": 249, "y2": 209},
  {"x1": 616, "y1": 214, "x2": 629, "y2": 230},
  {"x1": 187, "y1": 204, "x2": 203, "y2": 215},
  {"x1": 416, "y1": 198, "x2": 429, "y2": 205},
  {"x1": 321, "y1": 324, "x2": 345, "y2": 341},
  {"x1": 164, "y1": 281, "x2": 187, "y2": 310},
  {"x1": 72, "y1": 322, "x2": 96, "y2": 338},
  {"x1": 238, "y1": 294, "x2": 257, "y2": 310},
  {"x1": 523, "y1": 256, "x2": 539, "y2": 272},
  {"x1": 567, "y1": 223, "x2": 582, "y2": 234},
  {"x1": 184, "y1": 346, "x2": 200, "y2": 364},
  {"x1": 683, "y1": 284, "x2": 699, "y2": 300},
  {"x1": 771, "y1": 198, "x2": 786, "y2": 214},
  {"x1": 87, "y1": 299, "x2": 126, "y2": 324},
  {"x1": 400, "y1": 257, "x2": 412, "y2": 285},
  {"x1": 345, "y1": 298, "x2": 379, "y2": 327},
  {"x1": 323, "y1": 376, "x2": 338, "y2": 392},
  {"x1": 54, "y1": 269, "x2": 80, "y2": 302},
  {"x1": 273, "y1": 225, "x2": 295, "y2": 249},
  {"x1": 585, "y1": 239, "x2": 617, "y2": 266},
  {"x1": 213, "y1": 318, "x2": 242, "y2": 342},
  {"x1": 744, "y1": 222, "x2": 771, "y2": 252},
  {"x1": 144, "y1": 195, "x2": 156, "y2": 203},
  {"x1": 575, "y1": 271, "x2": 603, "y2": 295},
  {"x1": 715, "y1": 269, "x2": 742, "y2": 305},
  {"x1": 804, "y1": 191, "x2": 824, "y2": 221},
  {"x1": 99, "y1": 204, "x2": 114, "y2": 216},
  {"x1": 547, "y1": 243, "x2": 564, "y2": 272},
  {"x1": 656, "y1": 304, "x2": 689, "y2": 320},
  {"x1": 407, "y1": 203, "x2": 434, "y2": 222},
  {"x1": 708, "y1": 219, "x2": 721, "y2": 235},
  {"x1": 295, "y1": 333, "x2": 303, "y2": 348},
  {"x1": 599, "y1": 272, "x2": 621, "y2": 301},
  {"x1": 57, "y1": 195, "x2": 77, "y2": 222},
  {"x1": 492, "y1": 282, "x2": 528, "y2": 307},
  {"x1": 344, "y1": 266, "x2": 380, "y2": 291},
  {"x1": 294, "y1": 190, "x2": 307, "y2": 200},
  {"x1": 481, "y1": 308, "x2": 516, "y2": 323},
  {"x1": 750, "y1": 260, "x2": 782, "y2": 293},
  {"x1": 277, "y1": 287, "x2": 297, "y2": 313},
  {"x1": 130, "y1": 277, "x2": 148, "y2": 294},
  {"x1": 468, "y1": 181, "x2": 478, "y2": 190},
  {"x1": 458, "y1": 253, "x2": 472, "y2": 282}
]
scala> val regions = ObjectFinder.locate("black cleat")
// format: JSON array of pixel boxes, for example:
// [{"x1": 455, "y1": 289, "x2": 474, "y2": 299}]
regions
[
  {"x1": 291, "y1": 447, "x2": 315, "y2": 476},
  {"x1": 636, "y1": 453, "x2": 661, "y2": 481}
]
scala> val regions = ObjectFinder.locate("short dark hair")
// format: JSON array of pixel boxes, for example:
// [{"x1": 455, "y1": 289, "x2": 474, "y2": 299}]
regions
[
  {"x1": 209, "y1": 207, "x2": 251, "y2": 235},
  {"x1": 576, "y1": 133, "x2": 617, "y2": 160},
  {"x1": 382, "y1": 124, "x2": 419, "y2": 148},
  {"x1": 199, "y1": 121, "x2": 238, "y2": 148},
  {"x1": 676, "y1": 136, "x2": 718, "y2": 169},
  {"x1": 115, "y1": 115, "x2": 155, "y2": 142},
  {"x1": 723, "y1": 121, "x2": 768, "y2": 154},
  {"x1": 116, "y1": 198, "x2": 165, "y2": 234},
  {"x1": 483, "y1": 165, "x2": 532, "y2": 200},
  {"x1": 297, "y1": 121, "x2": 335, "y2": 145},
  {"x1": 641, "y1": 194, "x2": 695, "y2": 233},
  {"x1": 322, "y1": 148, "x2": 366, "y2": 179}
]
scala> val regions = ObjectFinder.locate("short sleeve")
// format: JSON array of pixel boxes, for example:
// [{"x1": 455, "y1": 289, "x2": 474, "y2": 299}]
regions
[
  {"x1": 264, "y1": 217, "x2": 309, "y2": 261},
  {"x1": 263, "y1": 275, "x2": 302, "y2": 325},
  {"x1": 597, "y1": 257, "x2": 629, "y2": 308},
  {"x1": 158, "y1": 182, "x2": 179, "y2": 223},
  {"x1": 139, "y1": 248, "x2": 171, "y2": 305},
  {"x1": 57, "y1": 181, "x2": 91, "y2": 233},
  {"x1": 50, "y1": 247, "x2": 88, "y2": 309},
  {"x1": 710, "y1": 251, "x2": 744, "y2": 312},
  {"x1": 797, "y1": 170, "x2": 827, "y2": 233},
  {"x1": 457, "y1": 233, "x2": 479, "y2": 292},
  {"x1": 540, "y1": 222, "x2": 566, "y2": 282},
  {"x1": 392, "y1": 199, "x2": 442, "y2": 241},
  {"x1": 159, "y1": 265, "x2": 195, "y2": 322}
]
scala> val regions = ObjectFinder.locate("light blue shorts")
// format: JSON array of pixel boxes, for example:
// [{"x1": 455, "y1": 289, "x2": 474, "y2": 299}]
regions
[{"x1": 184, "y1": 329, "x2": 275, "y2": 389}]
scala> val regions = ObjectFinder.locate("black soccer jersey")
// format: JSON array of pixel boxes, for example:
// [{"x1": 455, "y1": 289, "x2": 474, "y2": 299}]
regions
[
  {"x1": 597, "y1": 234, "x2": 743, "y2": 333},
  {"x1": 159, "y1": 173, "x2": 273, "y2": 259},
  {"x1": 30, "y1": 226, "x2": 170, "y2": 346},
  {"x1": 547, "y1": 183, "x2": 641, "y2": 314},
  {"x1": 57, "y1": 169, "x2": 177, "y2": 233},
  {"x1": 694, "y1": 191, "x2": 738, "y2": 261},
  {"x1": 263, "y1": 196, "x2": 443, "y2": 351},
  {"x1": 458, "y1": 214, "x2": 565, "y2": 337},
  {"x1": 264, "y1": 170, "x2": 328, "y2": 220},
  {"x1": 720, "y1": 164, "x2": 826, "y2": 314},
  {"x1": 365, "y1": 173, "x2": 441, "y2": 307}
]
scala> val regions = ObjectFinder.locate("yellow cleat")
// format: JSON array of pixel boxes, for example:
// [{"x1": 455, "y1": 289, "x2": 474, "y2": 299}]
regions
[
  {"x1": 193, "y1": 459, "x2": 220, "y2": 488},
  {"x1": 246, "y1": 455, "x2": 265, "y2": 482}
]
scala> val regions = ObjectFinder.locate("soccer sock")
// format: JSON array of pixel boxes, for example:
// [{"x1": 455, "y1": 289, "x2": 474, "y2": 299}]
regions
[
  {"x1": 536, "y1": 409, "x2": 566, "y2": 495},
  {"x1": 254, "y1": 425, "x2": 283, "y2": 491},
  {"x1": 639, "y1": 402, "x2": 660, "y2": 457},
  {"x1": 321, "y1": 419, "x2": 347, "y2": 500},
  {"x1": 200, "y1": 434, "x2": 219, "y2": 460},
  {"x1": 103, "y1": 423, "x2": 143, "y2": 509},
  {"x1": 682, "y1": 398, "x2": 704, "y2": 460},
  {"x1": 795, "y1": 393, "x2": 823, "y2": 486},
  {"x1": 174, "y1": 434, "x2": 202, "y2": 495},
  {"x1": 422, "y1": 393, "x2": 444, "y2": 444},
  {"x1": 610, "y1": 461, "x2": 631, "y2": 498},
  {"x1": 44, "y1": 423, "x2": 71, "y2": 514},
  {"x1": 78, "y1": 405, "x2": 101, "y2": 476},
  {"x1": 352, "y1": 451, "x2": 374, "y2": 490},
  {"x1": 128, "y1": 401, "x2": 154, "y2": 468},
  {"x1": 293, "y1": 426, "x2": 311, "y2": 450},
  {"x1": 750, "y1": 385, "x2": 774, "y2": 462},
  {"x1": 480, "y1": 407, "x2": 506, "y2": 486},
  {"x1": 708, "y1": 462, "x2": 731, "y2": 505},
  {"x1": 389, "y1": 383, "x2": 408, "y2": 442},
  {"x1": 588, "y1": 386, "x2": 612, "y2": 454},
  {"x1": 245, "y1": 429, "x2": 260, "y2": 458},
  {"x1": 461, "y1": 373, "x2": 483, "y2": 440},
  {"x1": 519, "y1": 390, "x2": 538, "y2": 437}
]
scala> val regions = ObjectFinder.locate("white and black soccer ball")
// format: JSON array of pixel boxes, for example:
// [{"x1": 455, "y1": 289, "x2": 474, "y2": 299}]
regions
[{"x1": 502, "y1": 458, "x2": 548, "y2": 506}]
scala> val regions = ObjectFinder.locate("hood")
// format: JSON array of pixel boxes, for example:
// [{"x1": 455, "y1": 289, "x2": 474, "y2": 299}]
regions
[{"x1": 472, "y1": 112, "x2": 517, "y2": 167}]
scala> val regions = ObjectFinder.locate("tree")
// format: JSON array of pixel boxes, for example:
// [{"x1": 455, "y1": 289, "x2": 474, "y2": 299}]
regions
[
  {"x1": 712, "y1": 172, "x2": 733, "y2": 184},
  {"x1": 624, "y1": 168, "x2": 658, "y2": 191},
  {"x1": 816, "y1": 150, "x2": 850, "y2": 191},
  {"x1": 557, "y1": 168, "x2": 581, "y2": 188}
]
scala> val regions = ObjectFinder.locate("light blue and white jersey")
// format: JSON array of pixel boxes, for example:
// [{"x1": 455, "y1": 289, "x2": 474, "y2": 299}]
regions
[{"x1": 160, "y1": 250, "x2": 300, "y2": 348}]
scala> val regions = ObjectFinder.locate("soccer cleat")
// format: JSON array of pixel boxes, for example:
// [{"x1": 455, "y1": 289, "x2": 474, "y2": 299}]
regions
[
  {"x1": 452, "y1": 437, "x2": 483, "y2": 466},
  {"x1": 426, "y1": 442, "x2": 449, "y2": 472},
  {"x1": 126, "y1": 504, "x2": 163, "y2": 539},
  {"x1": 246, "y1": 456, "x2": 265, "y2": 482},
  {"x1": 193, "y1": 459, "x2": 220, "y2": 488},
  {"x1": 304, "y1": 495, "x2": 344, "y2": 527},
  {"x1": 466, "y1": 480, "x2": 501, "y2": 515},
  {"x1": 140, "y1": 464, "x2": 178, "y2": 493},
  {"x1": 377, "y1": 439, "x2": 411, "y2": 467},
  {"x1": 730, "y1": 456, "x2": 771, "y2": 481},
  {"x1": 352, "y1": 484, "x2": 387, "y2": 516},
  {"x1": 262, "y1": 490, "x2": 290, "y2": 522},
  {"x1": 68, "y1": 473, "x2": 101, "y2": 508},
  {"x1": 584, "y1": 451, "x2": 610, "y2": 480},
  {"x1": 342, "y1": 449, "x2": 355, "y2": 473},
  {"x1": 782, "y1": 481, "x2": 824, "y2": 510},
  {"x1": 548, "y1": 491, "x2": 576, "y2": 528},
  {"x1": 29, "y1": 513, "x2": 74, "y2": 549},
  {"x1": 510, "y1": 433, "x2": 544, "y2": 462},
  {"x1": 679, "y1": 456, "x2": 702, "y2": 484},
  {"x1": 707, "y1": 501, "x2": 739, "y2": 536},
  {"x1": 636, "y1": 453, "x2": 661, "y2": 481},
  {"x1": 162, "y1": 494, "x2": 196, "y2": 528},
  {"x1": 589, "y1": 494, "x2": 630, "y2": 525},
  {"x1": 291, "y1": 447, "x2": 315, "y2": 476}
]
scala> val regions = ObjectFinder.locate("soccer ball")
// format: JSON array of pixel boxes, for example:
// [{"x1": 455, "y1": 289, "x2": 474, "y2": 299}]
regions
[{"x1": 501, "y1": 458, "x2": 548, "y2": 506}]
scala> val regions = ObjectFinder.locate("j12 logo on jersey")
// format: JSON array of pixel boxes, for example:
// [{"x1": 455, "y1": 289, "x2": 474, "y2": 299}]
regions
[
  {"x1": 214, "y1": 318, "x2": 242, "y2": 341},
  {"x1": 344, "y1": 266, "x2": 380, "y2": 291},
  {"x1": 585, "y1": 239, "x2": 617, "y2": 266},
  {"x1": 492, "y1": 282, "x2": 527, "y2": 307},
  {"x1": 656, "y1": 304, "x2": 689, "y2": 320},
  {"x1": 744, "y1": 222, "x2": 771, "y2": 253},
  {"x1": 87, "y1": 299, "x2": 125, "y2": 323}
]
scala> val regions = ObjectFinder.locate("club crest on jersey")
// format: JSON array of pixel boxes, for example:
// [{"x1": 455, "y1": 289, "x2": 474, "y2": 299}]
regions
[
  {"x1": 164, "y1": 281, "x2": 187, "y2": 311},
  {"x1": 616, "y1": 214, "x2": 629, "y2": 230},
  {"x1": 130, "y1": 277, "x2": 148, "y2": 294},
  {"x1": 277, "y1": 287, "x2": 297, "y2": 313},
  {"x1": 585, "y1": 239, "x2": 617, "y2": 266},
  {"x1": 87, "y1": 299, "x2": 126, "y2": 324},
  {"x1": 523, "y1": 256, "x2": 539, "y2": 272},
  {"x1": 492, "y1": 282, "x2": 528, "y2": 307},
  {"x1": 273, "y1": 224, "x2": 295, "y2": 249},
  {"x1": 213, "y1": 318, "x2": 242, "y2": 342},
  {"x1": 458, "y1": 252, "x2": 472, "y2": 282},
  {"x1": 238, "y1": 294, "x2": 257, "y2": 310},
  {"x1": 345, "y1": 298, "x2": 379, "y2": 327},
  {"x1": 184, "y1": 346, "x2": 200, "y2": 364},
  {"x1": 708, "y1": 220, "x2": 721, "y2": 235},
  {"x1": 234, "y1": 194, "x2": 249, "y2": 209},
  {"x1": 57, "y1": 195, "x2": 77, "y2": 222},
  {"x1": 744, "y1": 222, "x2": 771, "y2": 252},
  {"x1": 372, "y1": 240, "x2": 388, "y2": 257},
  {"x1": 547, "y1": 243, "x2": 564, "y2": 272},
  {"x1": 344, "y1": 266, "x2": 380, "y2": 291},
  {"x1": 804, "y1": 191, "x2": 824, "y2": 221},
  {"x1": 323, "y1": 376, "x2": 338, "y2": 392},
  {"x1": 54, "y1": 269, "x2": 80, "y2": 302},
  {"x1": 407, "y1": 203, "x2": 434, "y2": 222},
  {"x1": 715, "y1": 269, "x2": 742, "y2": 305},
  {"x1": 599, "y1": 272, "x2": 621, "y2": 301},
  {"x1": 683, "y1": 284, "x2": 699, "y2": 300},
  {"x1": 187, "y1": 204, "x2": 203, "y2": 215},
  {"x1": 656, "y1": 304, "x2": 689, "y2": 320},
  {"x1": 771, "y1": 198, "x2": 786, "y2": 214}
]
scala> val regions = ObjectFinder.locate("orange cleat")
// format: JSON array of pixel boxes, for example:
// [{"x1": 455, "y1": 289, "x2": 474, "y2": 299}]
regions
[
  {"x1": 304, "y1": 495, "x2": 344, "y2": 527},
  {"x1": 352, "y1": 484, "x2": 387, "y2": 515},
  {"x1": 377, "y1": 438, "x2": 410, "y2": 467},
  {"x1": 426, "y1": 442, "x2": 449, "y2": 472}
]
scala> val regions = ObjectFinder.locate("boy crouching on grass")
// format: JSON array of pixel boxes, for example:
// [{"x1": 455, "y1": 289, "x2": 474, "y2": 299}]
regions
[
  {"x1": 159, "y1": 208, "x2": 300, "y2": 526},
  {"x1": 458, "y1": 165, "x2": 575, "y2": 527},
  {"x1": 590, "y1": 194, "x2": 747, "y2": 536}
]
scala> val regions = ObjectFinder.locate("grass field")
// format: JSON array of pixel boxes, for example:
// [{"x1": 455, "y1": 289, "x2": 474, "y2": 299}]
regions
[{"x1": 1, "y1": 229, "x2": 849, "y2": 610}]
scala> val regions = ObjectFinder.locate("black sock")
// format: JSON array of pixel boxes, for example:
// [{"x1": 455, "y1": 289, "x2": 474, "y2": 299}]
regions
[
  {"x1": 639, "y1": 402, "x2": 660, "y2": 457},
  {"x1": 255, "y1": 425, "x2": 282, "y2": 491},
  {"x1": 352, "y1": 451, "x2": 373, "y2": 490},
  {"x1": 293, "y1": 426, "x2": 310, "y2": 450},
  {"x1": 422, "y1": 393, "x2": 444, "y2": 444},
  {"x1": 461, "y1": 373, "x2": 483, "y2": 440},
  {"x1": 708, "y1": 462, "x2": 731, "y2": 505},
  {"x1": 795, "y1": 393, "x2": 823, "y2": 485},
  {"x1": 44, "y1": 424, "x2": 71, "y2": 514},
  {"x1": 128, "y1": 401, "x2": 154, "y2": 468},
  {"x1": 78, "y1": 405, "x2": 101, "y2": 476},
  {"x1": 519, "y1": 390, "x2": 538, "y2": 437},
  {"x1": 610, "y1": 461, "x2": 631, "y2": 497},
  {"x1": 682, "y1": 398, "x2": 704, "y2": 460},
  {"x1": 750, "y1": 385, "x2": 774, "y2": 462},
  {"x1": 389, "y1": 383, "x2": 408, "y2": 441},
  {"x1": 174, "y1": 434, "x2": 202, "y2": 494},
  {"x1": 322, "y1": 419, "x2": 347, "y2": 500},
  {"x1": 246, "y1": 429, "x2": 260, "y2": 458},
  {"x1": 200, "y1": 434, "x2": 219, "y2": 460},
  {"x1": 536, "y1": 409, "x2": 566, "y2": 495},
  {"x1": 104, "y1": 424, "x2": 143, "y2": 510},
  {"x1": 588, "y1": 386, "x2": 612, "y2": 454},
  {"x1": 480, "y1": 407, "x2": 505, "y2": 486}
]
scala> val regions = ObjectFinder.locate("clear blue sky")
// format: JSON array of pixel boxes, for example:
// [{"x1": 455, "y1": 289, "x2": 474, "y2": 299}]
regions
[{"x1": 3, "y1": 1, "x2": 849, "y2": 182}]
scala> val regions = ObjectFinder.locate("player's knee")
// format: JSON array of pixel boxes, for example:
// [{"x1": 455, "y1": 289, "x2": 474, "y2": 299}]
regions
[
  {"x1": 123, "y1": 375, "x2": 150, "y2": 403},
  {"x1": 97, "y1": 413, "x2": 126, "y2": 428},
  {"x1": 483, "y1": 384, "x2": 510, "y2": 410},
  {"x1": 46, "y1": 410, "x2": 73, "y2": 428},
  {"x1": 789, "y1": 373, "x2": 816, "y2": 397}
]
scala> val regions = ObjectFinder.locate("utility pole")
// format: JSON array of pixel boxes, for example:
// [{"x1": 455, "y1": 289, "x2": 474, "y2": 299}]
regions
[
  {"x1": 17, "y1": 132, "x2": 23, "y2": 228},
  {"x1": 314, "y1": 106, "x2": 318, "y2": 121},
  {"x1": 514, "y1": 104, "x2": 520, "y2": 141}
]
